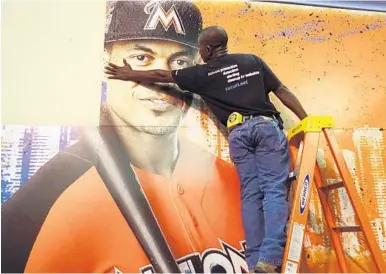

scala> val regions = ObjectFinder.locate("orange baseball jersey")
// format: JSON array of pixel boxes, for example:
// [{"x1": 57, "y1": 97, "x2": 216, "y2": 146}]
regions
[{"x1": 1, "y1": 136, "x2": 248, "y2": 273}]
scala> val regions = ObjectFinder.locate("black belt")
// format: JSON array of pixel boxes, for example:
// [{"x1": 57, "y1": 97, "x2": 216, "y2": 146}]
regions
[
  {"x1": 228, "y1": 114, "x2": 280, "y2": 132},
  {"x1": 242, "y1": 114, "x2": 276, "y2": 122}
]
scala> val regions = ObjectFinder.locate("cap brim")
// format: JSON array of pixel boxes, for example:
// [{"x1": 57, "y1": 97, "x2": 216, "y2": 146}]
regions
[{"x1": 105, "y1": 36, "x2": 199, "y2": 49}]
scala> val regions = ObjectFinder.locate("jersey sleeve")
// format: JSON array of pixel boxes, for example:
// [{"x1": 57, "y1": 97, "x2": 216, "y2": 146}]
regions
[
  {"x1": 260, "y1": 58, "x2": 282, "y2": 93},
  {"x1": 172, "y1": 65, "x2": 201, "y2": 94},
  {"x1": 1, "y1": 141, "x2": 94, "y2": 273}
]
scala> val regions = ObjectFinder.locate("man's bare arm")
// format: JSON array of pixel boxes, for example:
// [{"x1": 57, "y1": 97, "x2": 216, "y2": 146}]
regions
[
  {"x1": 105, "y1": 59, "x2": 175, "y2": 84},
  {"x1": 274, "y1": 84, "x2": 308, "y2": 120}
]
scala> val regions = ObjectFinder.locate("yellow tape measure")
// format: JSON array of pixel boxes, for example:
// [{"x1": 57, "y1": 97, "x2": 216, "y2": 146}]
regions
[{"x1": 227, "y1": 112, "x2": 244, "y2": 129}]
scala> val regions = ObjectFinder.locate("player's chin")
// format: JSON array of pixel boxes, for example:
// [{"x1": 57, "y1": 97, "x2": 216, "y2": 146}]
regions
[{"x1": 143, "y1": 113, "x2": 183, "y2": 135}]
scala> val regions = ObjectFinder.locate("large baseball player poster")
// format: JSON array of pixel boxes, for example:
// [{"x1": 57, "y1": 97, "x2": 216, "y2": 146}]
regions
[{"x1": 1, "y1": 1, "x2": 386, "y2": 273}]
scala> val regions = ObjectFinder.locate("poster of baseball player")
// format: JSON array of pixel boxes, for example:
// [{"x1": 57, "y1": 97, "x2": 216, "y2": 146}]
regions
[
  {"x1": 2, "y1": 1, "x2": 246, "y2": 273},
  {"x1": 2, "y1": 0, "x2": 386, "y2": 273}
]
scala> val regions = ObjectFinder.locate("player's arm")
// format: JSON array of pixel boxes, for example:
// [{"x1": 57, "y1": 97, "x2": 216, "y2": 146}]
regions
[
  {"x1": 273, "y1": 84, "x2": 308, "y2": 120},
  {"x1": 105, "y1": 59, "x2": 175, "y2": 84}
]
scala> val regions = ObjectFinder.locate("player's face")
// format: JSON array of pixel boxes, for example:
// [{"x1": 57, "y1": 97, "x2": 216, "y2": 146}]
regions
[{"x1": 106, "y1": 40, "x2": 196, "y2": 135}]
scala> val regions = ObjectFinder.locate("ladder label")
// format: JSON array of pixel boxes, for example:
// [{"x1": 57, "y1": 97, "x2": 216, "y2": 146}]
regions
[
  {"x1": 284, "y1": 261, "x2": 298, "y2": 273},
  {"x1": 288, "y1": 222, "x2": 305, "y2": 262},
  {"x1": 299, "y1": 174, "x2": 310, "y2": 215}
]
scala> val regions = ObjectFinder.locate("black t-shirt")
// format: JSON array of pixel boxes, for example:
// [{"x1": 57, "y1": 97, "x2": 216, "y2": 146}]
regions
[{"x1": 172, "y1": 54, "x2": 282, "y2": 126}]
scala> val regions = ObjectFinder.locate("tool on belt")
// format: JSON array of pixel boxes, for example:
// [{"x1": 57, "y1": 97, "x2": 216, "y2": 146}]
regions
[{"x1": 227, "y1": 112, "x2": 279, "y2": 130}]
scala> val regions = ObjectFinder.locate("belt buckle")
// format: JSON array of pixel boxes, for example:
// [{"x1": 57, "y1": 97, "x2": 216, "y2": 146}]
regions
[{"x1": 262, "y1": 115, "x2": 276, "y2": 121}]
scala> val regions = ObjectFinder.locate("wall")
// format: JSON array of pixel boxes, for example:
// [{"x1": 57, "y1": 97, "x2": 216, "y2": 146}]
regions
[
  {"x1": 1, "y1": 0, "x2": 385, "y2": 272},
  {"x1": 197, "y1": 2, "x2": 386, "y2": 272},
  {"x1": 189, "y1": 2, "x2": 386, "y2": 271}
]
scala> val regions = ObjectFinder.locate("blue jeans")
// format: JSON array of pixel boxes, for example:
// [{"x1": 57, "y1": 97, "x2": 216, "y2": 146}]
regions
[{"x1": 228, "y1": 116, "x2": 290, "y2": 270}]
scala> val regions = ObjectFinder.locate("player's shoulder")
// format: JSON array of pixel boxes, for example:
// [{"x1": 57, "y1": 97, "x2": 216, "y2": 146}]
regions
[
  {"x1": 4, "y1": 140, "x2": 94, "y2": 206},
  {"x1": 0, "y1": 139, "x2": 95, "y2": 273},
  {"x1": 180, "y1": 137, "x2": 237, "y2": 172},
  {"x1": 196, "y1": 145, "x2": 239, "y2": 179},
  {"x1": 30, "y1": 139, "x2": 93, "y2": 181}
]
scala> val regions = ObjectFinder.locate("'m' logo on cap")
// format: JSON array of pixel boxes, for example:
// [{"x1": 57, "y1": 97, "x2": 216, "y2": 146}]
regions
[{"x1": 144, "y1": 1, "x2": 186, "y2": 35}]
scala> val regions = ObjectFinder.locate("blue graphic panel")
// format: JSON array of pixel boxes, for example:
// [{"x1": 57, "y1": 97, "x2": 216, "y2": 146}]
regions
[
  {"x1": 1, "y1": 126, "x2": 80, "y2": 203},
  {"x1": 1, "y1": 82, "x2": 107, "y2": 204}
]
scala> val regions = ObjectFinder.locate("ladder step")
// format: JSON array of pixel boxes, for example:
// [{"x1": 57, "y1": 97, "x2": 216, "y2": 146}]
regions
[
  {"x1": 333, "y1": 225, "x2": 361, "y2": 232},
  {"x1": 320, "y1": 181, "x2": 344, "y2": 192}
]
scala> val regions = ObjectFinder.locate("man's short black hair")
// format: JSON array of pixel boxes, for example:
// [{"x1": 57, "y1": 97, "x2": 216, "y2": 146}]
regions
[{"x1": 198, "y1": 26, "x2": 228, "y2": 47}]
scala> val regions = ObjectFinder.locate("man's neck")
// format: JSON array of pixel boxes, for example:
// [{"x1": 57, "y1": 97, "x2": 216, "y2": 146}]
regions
[
  {"x1": 105, "y1": 108, "x2": 179, "y2": 178},
  {"x1": 211, "y1": 46, "x2": 228, "y2": 59}
]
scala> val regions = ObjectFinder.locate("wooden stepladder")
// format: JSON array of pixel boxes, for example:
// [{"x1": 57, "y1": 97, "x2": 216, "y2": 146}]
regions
[{"x1": 282, "y1": 116, "x2": 386, "y2": 273}]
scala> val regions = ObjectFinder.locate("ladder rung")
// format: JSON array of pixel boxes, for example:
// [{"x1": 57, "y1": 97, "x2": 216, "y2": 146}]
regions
[
  {"x1": 333, "y1": 225, "x2": 361, "y2": 233},
  {"x1": 320, "y1": 181, "x2": 343, "y2": 192}
]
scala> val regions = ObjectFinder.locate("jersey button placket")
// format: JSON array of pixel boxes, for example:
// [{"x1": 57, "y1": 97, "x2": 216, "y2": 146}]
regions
[{"x1": 192, "y1": 216, "x2": 199, "y2": 227}]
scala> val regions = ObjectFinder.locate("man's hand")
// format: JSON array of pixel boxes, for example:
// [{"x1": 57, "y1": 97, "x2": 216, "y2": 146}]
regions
[
  {"x1": 105, "y1": 59, "x2": 133, "y2": 80},
  {"x1": 104, "y1": 59, "x2": 176, "y2": 84}
]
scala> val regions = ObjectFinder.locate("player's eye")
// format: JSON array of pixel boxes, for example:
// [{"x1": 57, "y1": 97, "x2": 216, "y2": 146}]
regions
[
  {"x1": 129, "y1": 54, "x2": 153, "y2": 66},
  {"x1": 136, "y1": 55, "x2": 146, "y2": 61},
  {"x1": 170, "y1": 58, "x2": 193, "y2": 70}
]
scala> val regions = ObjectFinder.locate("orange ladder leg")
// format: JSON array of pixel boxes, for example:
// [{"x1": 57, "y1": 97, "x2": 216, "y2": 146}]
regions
[
  {"x1": 282, "y1": 132, "x2": 320, "y2": 273},
  {"x1": 323, "y1": 128, "x2": 386, "y2": 273}
]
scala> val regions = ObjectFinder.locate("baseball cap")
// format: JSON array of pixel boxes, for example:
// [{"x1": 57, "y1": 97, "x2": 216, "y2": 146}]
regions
[{"x1": 105, "y1": 0, "x2": 203, "y2": 49}]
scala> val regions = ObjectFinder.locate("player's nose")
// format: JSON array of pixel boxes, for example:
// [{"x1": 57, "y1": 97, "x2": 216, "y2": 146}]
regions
[{"x1": 152, "y1": 59, "x2": 171, "y2": 71}]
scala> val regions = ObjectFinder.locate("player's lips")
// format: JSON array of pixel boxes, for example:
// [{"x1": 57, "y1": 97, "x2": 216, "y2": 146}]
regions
[
  {"x1": 136, "y1": 83, "x2": 184, "y2": 112},
  {"x1": 140, "y1": 97, "x2": 173, "y2": 104},
  {"x1": 136, "y1": 84, "x2": 185, "y2": 111},
  {"x1": 138, "y1": 95, "x2": 183, "y2": 111}
]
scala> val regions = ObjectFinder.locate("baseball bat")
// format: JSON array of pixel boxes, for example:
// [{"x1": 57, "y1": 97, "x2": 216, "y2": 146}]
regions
[{"x1": 82, "y1": 126, "x2": 181, "y2": 273}]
